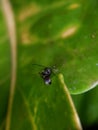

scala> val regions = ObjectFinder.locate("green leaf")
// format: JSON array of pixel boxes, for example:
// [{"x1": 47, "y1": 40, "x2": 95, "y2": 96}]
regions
[
  {"x1": 0, "y1": 1, "x2": 82, "y2": 130},
  {"x1": 11, "y1": 74, "x2": 82, "y2": 130},
  {"x1": 13, "y1": 0, "x2": 98, "y2": 94}
]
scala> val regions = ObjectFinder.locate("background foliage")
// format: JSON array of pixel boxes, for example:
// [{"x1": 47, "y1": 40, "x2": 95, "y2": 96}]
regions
[{"x1": 0, "y1": 0, "x2": 98, "y2": 130}]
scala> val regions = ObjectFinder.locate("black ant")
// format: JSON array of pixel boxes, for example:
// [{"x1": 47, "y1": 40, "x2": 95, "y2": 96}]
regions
[{"x1": 32, "y1": 64, "x2": 58, "y2": 85}]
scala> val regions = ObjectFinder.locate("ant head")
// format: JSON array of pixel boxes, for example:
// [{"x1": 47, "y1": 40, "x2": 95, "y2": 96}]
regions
[{"x1": 44, "y1": 67, "x2": 52, "y2": 75}]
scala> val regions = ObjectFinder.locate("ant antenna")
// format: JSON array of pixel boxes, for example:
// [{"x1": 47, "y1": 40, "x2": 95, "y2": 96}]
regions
[{"x1": 32, "y1": 63, "x2": 46, "y2": 68}]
